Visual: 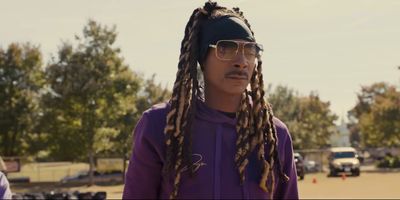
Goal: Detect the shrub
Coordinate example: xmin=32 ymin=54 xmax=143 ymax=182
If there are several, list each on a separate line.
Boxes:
xmin=377 ymin=155 xmax=400 ymax=168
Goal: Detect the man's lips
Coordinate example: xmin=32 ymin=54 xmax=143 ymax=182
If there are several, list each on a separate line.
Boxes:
xmin=225 ymin=71 xmax=249 ymax=80
xmin=226 ymin=75 xmax=248 ymax=80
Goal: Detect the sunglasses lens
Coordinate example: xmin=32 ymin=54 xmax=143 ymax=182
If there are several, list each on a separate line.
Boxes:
xmin=244 ymin=43 xmax=262 ymax=60
xmin=213 ymin=40 xmax=263 ymax=61
xmin=216 ymin=41 xmax=239 ymax=60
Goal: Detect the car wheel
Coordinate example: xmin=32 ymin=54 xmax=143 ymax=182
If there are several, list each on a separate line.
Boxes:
xmin=353 ymin=169 xmax=360 ymax=176
xmin=329 ymin=170 xmax=336 ymax=177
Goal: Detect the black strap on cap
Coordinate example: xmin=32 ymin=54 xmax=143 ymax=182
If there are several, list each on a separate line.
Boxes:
xmin=198 ymin=16 xmax=255 ymax=64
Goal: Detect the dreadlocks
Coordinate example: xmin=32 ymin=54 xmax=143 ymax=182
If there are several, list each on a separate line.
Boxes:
xmin=163 ymin=1 xmax=289 ymax=199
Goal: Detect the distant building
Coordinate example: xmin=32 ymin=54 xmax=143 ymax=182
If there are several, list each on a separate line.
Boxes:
xmin=330 ymin=118 xmax=350 ymax=147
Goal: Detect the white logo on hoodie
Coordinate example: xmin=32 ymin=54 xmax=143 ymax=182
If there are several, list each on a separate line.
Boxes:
xmin=180 ymin=154 xmax=207 ymax=173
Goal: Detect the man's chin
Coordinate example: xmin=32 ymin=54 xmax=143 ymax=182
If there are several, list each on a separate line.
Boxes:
xmin=224 ymin=86 xmax=247 ymax=96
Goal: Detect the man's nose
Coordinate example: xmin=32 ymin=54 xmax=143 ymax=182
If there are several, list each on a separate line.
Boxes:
xmin=232 ymin=51 xmax=248 ymax=69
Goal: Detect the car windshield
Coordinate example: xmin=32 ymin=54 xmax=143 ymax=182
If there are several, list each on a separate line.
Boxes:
xmin=333 ymin=151 xmax=355 ymax=158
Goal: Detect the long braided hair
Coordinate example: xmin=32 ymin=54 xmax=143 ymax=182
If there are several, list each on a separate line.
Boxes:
xmin=163 ymin=2 xmax=289 ymax=199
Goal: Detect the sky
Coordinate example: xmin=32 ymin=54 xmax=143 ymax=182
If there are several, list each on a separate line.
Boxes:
xmin=1 ymin=0 xmax=399 ymax=121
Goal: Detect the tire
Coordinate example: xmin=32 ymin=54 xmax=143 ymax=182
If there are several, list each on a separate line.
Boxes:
xmin=353 ymin=169 xmax=360 ymax=176
xmin=329 ymin=170 xmax=337 ymax=177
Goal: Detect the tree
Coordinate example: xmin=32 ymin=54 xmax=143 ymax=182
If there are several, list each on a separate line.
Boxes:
xmin=267 ymin=85 xmax=300 ymax=124
xmin=348 ymin=82 xmax=400 ymax=148
xmin=40 ymin=20 xmax=141 ymax=185
xmin=110 ymin=74 xmax=171 ymax=156
xmin=292 ymin=93 xmax=338 ymax=149
xmin=136 ymin=74 xmax=171 ymax=116
xmin=267 ymin=85 xmax=338 ymax=149
xmin=109 ymin=74 xmax=171 ymax=181
xmin=0 ymin=43 xmax=44 ymax=156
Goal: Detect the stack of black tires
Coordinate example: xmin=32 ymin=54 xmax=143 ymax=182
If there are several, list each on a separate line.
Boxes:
xmin=11 ymin=191 xmax=106 ymax=200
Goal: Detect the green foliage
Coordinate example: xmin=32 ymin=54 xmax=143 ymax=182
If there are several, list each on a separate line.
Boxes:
xmin=0 ymin=19 xmax=171 ymax=165
xmin=348 ymin=82 xmax=400 ymax=148
xmin=109 ymin=74 xmax=171 ymax=159
xmin=136 ymin=74 xmax=171 ymax=115
xmin=267 ymin=85 xmax=338 ymax=149
xmin=39 ymin=20 xmax=141 ymax=161
xmin=0 ymin=43 xmax=44 ymax=156
xmin=36 ymin=20 xmax=172 ymax=164
xmin=377 ymin=155 xmax=400 ymax=168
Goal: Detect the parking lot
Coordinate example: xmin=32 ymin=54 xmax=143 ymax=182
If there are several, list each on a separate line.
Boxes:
xmin=299 ymin=172 xmax=400 ymax=199
xmin=101 ymin=171 xmax=400 ymax=199
xmin=11 ymin=171 xmax=400 ymax=199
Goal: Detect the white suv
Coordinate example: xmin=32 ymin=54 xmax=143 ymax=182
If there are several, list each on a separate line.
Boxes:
xmin=328 ymin=147 xmax=360 ymax=176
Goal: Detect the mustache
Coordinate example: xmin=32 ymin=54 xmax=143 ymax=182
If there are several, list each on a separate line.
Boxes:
xmin=225 ymin=70 xmax=249 ymax=79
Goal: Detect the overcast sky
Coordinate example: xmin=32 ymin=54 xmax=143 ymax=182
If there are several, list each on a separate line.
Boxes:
xmin=1 ymin=0 xmax=399 ymax=121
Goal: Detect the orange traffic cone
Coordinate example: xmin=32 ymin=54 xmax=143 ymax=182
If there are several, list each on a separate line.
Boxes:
xmin=312 ymin=177 xmax=317 ymax=184
xmin=341 ymin=173 xmax=347 ymax=181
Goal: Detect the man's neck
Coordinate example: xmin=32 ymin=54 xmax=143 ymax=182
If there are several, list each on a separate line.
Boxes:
xmin=204 ymin=87 xmax=242 ymax=113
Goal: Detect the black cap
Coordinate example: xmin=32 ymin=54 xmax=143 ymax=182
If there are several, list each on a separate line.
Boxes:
xmin=198 ymin=16 xmax=255 ymax=63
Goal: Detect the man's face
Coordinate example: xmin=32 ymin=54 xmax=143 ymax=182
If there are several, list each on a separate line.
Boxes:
xmin=202 ymin=39 xmax=257 ymax=96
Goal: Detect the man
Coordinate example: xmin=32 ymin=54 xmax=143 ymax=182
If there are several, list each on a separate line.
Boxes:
xmin=0 ymin=171 xmax=12 ymax=199
xmin=123 ymin=1 xmax=299 ymax=199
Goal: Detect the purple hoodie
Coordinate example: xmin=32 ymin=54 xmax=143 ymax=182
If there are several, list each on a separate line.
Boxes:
xmin=123 ymin=100 xmax=299 ymax=199
xmin=0 ymin=172 xmax=12 ymax=200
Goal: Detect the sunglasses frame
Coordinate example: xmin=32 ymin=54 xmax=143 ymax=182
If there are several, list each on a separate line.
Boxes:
xmin=208 ymin=40 xmax=264 ymax=61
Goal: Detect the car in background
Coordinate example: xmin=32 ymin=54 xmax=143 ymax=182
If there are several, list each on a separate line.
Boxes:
xmin=294 ymin=153 xmax=305 ymax=180
xmin=60 ymin=170 xmax=123 ymax=184
xmin=328 ymin=147 xmax=360 ymax=177
xmin=304 ymin=160 xmax=319 ymax=173
xmin=355 ymin=151 xmax=364 ymax=164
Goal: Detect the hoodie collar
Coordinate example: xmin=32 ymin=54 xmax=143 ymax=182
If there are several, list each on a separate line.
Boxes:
xmin=195 ymin=99 xmax=237 ymax=126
